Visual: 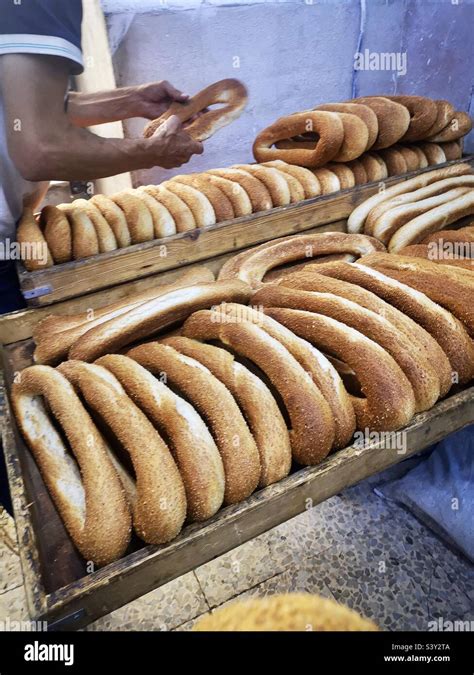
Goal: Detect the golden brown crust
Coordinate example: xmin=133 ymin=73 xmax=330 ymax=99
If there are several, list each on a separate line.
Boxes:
xmin=207 ymin=168 xmax=272 ymax=212
xmin=310 ymin=168 xmax=341 ymax=194
xmin=329 ymin=112 xmax=369 ymax=162
xmin=351 ymin=97 xmax=410 ymax=149
xmin=426 ymin=111 xmax=472 ymax=143
xmin=199 ymin=174 xmax=252 ymax=217
xmin=345 ymin=159 xmax=368 ymax=185
xmin=233 ymin=164 xmax=291 ymax=207
xmin=316 ymin=102 xmax=378 ymax=150
xmin=421 ymin=228 xmax=474 ymax=245
xmin=423 ymin=100 xmax=456 ymax=139
xmin=386 ymin=96 xmax=438 ymax=142
xmin=16 ymin=208 xmax=54 ymax=271
xmin=95 ymin=354 xmax=225 ymax=521
xmin=264 ymin=308 xmax=416 ymax=431
xmin=140 ymin=185 xmax=196 ymax=232
xmin=162 ymin=335 xmax=292 ymax=487
xmin=161 ymin=181 xmax=216 ymax=228
xmin=72 ymin=199 xmax=118 ymax=253
xmin=143 ymin=79 xmax=248 ymax=142
xmin=439 ymin=140 xmax=463 ymax=161
xmin=12 ymin=365 xmax=131 ymax=565
xmin=182 ymin=310 xmax=336 ymax=465
xmin=111 ymin=192 xmax=154 ymax=243
xmin=410 ymin=146 xmax=429 ymax=169
xmin=397 ymin=244 xmax=474 ymax=270
xmin=262 ymin=160 xmax=321 ymax=198
xmin=127 ymin=342 xmax=260 ymax=504
xmin=40 ymin=205 xmax=72 ymax=264
xmin=60 ymin=204 xmax=100 ymax=260
xmin=359 ymin=152 xmax=388 ymax=181
xmin=377 ymin=148 xmax=408 ymax=177
xmin=417 ymin=142 xmax=446 ymax=165
xmin=90 ymin=194 xmax=132 ymax=248
xmin=171 ymin=174 xmax=234 ymax=222
xmin=325 ymin=163 xmax=355 ymax=189
xmin=392 ymin=145 xmax=420 ymax=172
xmin=126 ymin=189 xmax=176 ymax=238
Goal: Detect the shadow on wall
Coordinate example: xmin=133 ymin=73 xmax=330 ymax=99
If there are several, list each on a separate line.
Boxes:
xmin=105 ymin=0 xmax=474 ymax=186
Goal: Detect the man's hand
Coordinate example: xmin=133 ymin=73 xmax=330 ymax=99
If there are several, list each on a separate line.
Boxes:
xmin=146 ymin=115 xmax=203 ymax=169
xmin=135 ymin=80 xmax=189 ymax=120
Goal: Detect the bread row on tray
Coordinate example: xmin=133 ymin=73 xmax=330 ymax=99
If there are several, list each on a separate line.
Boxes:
xmin=19 ymin=139 xmax=462 ymax=271
xmin=253 ymin=95 xmax=472 ymax=168
xmin=13 ymin=231 xmax=474 ymax=566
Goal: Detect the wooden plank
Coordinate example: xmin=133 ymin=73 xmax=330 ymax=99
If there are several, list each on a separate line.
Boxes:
xmin=1 ymin=221 xmax=345 ymax=344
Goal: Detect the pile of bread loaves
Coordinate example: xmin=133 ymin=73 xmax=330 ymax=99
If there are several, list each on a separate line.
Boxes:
xmin=13 ymin=231 xmax=474 ymax=566
xmin=253 ymin=95 xmax=471 ymax=178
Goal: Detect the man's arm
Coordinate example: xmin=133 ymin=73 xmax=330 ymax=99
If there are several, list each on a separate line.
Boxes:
xmin=0 ymin=54 xmax=203 ymax=181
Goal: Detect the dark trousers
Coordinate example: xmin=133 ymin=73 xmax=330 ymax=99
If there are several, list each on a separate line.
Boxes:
xmin=0 ymin=261 xmax=25 ymax=513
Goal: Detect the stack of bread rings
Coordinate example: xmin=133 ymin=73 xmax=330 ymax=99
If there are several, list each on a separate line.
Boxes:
xmin=12 ymin=230 xmax=474 ymax=566
xmin=253 ymin=95 xmax=471 ymax=181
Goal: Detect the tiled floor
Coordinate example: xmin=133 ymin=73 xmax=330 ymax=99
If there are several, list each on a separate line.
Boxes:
xmin=0 ymin=467 xmax=472 ymax=632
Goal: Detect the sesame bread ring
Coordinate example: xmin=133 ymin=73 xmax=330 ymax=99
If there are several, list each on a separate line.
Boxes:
xmin=207 ymin=168 xmax=272 ymax=212
xmin=182 ymin=310 xmax=335 ymax=465
xmin=161 ymin=181 xmax=216 ymax=228
xmin=200 ymin=174 xmax=252 ymax=217
xmin=233 ymin=164 xmax=291 ymax=207
xmin=58 ymin=361 xmax=186 ymax=544
xmin=90 ymin=194 xmax=131 ymax=248
xmin=345 ymin=159 xmax=368 ymax=185
xmin=351 ymin=97 xmax=410 ymax=149
xmin=218 ymin=302 xmax=355 ymax=449
xmin=237 ymin=163 xmax=305 ymax=203
xmin=411 ymin=146 xmax=429 ymax=168
xmin=60 ymin=204 xmax=99 ymax=260
xmin=71 ymin=199 xmax=117 ymax=253
xmin=314 ymin=261 xmax=474 ymax=384
xmin=17 ymin=208 xmax=54 ymax=271
xmin=359 ymin=153 xmax=388 ymax=181
xmin=95 ymin=354 xmax=225 ymax=521
xmin=162 ymin=335 xmax=292 ymax=487
xmin=397 ymin=245 xmax=474 ymax=271
xmin=262 ymin=160 xmax=321 ymax=198
xmin=277 ymin=267 xmax=452 ymax=397
xmin=311 ymin=168 xmax=341 ymax=194
xmin=217 ymin=232 xmax=385 ymax=288
xmin=252 ymin=111 xmax=344 ymax=168
xmin=421 ymin=228 xmax=474 ymax=245
xmin=170 ymin=174 xmax=234 ymax=222
xmin=11 ymin=365 xmax=131 ymax=566
xmin=39 ymin=205 xmax=72 ymax=264
xmin=326 ymin=112 xmax=369 ymax=162
xmin=143 ymin=79 xmax=248 ymax=142
xmin=68 ymin=280 xmax=251 ymax=362
xmin=347 ymin=163 xmax=472 ymax=233
xmin=426 ymin=111 xmax=473 ymax=143
xmin=325 ymin=164 xmax=355 ymax=189
xmin=111 ymin=192 xmax=154 ymax=243
xmin=423 ymin=100 xmax=456 ymax=139
xmin=265 ymin=308 xmax=416 ymax=431
xmin=418 ymin=142 xmax=446 ymax=165
xmin=395 ymin=146 xmax=421 ymax=172
xmin=33 ymin=268 xmax=215 ymax=365
xmin=316 ymin=102 xmax=378 ymax=151
xmin=127 ymin=342 xmax=260 ymax=504
xmin=439 ymin=140 xmax=463 ymax=161
xmin=263 ymin=254 xmax=356 ymax=282
xmin=386 ymin=96 xmax=438 ymax=143
xmin=125 ymin=189 xmax=176 ymax=238
xmin=140 ymin=185 xmax=196 ymax=232
xmin=252 ymin=284 xmax=441 ymax=412
xmin=377 ymin=148 xmax=408 ymax=177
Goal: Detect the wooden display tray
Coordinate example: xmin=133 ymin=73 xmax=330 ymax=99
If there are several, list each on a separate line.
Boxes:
xmin=17 ymin=156 xmax=473 ymax=307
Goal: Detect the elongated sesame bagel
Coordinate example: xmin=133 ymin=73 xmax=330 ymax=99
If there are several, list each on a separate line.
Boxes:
xmin=345 ymin=159 xmax=368 ymax=185
xmin=426 ymin=111 xmax=472 ymax=143
xmin=386 ymin=96 xmax=438 ymax=143
xmin=218 ymin=302 xmax=355 ymax=449
xmin=60 ymin=204 xmax=99 ymax=260
xmin=140 ymin=185 xmax=196 ymax=232
xmin=277 ymin=268 xmax=452 ymax=397
xmin=244 ymin=163 xmax=304 ymax=202
xmin=58 ymin=361 xmax=186 ymax=544
xmin=359 ymin=153 xmax=388 ymax=181
xmin=361 ymin=253 xmax=474 ymax=335
xmin=95 ymin=354 xmax=225 ymax=521
xmin=40 ymin=205 xmax=72 ymax=264
xmin=263 ymin=254 xmax=356 ymax=282
xmin=253 ymin=111 xmax=344 ymax=167
xmin=125 ymin=188 xmax=176 ymax=238
xmin=347 ymin=163 xmax=473 ymax=233
xmin=438 ymin=140 xmax=462 ymax=161
xmin=314 ymin=261 xmax=474 ymax=383
xmin=410 ymin=146 xmax=429 ymax=169
xmin=315 ymin=102 xmax=378 ymax=150
xmin=264 ymin=308 xmax=415 ymax=431
xmin=233 ymin=164 xmax=291 ymax=207
xmin=388 ymin=190 xmax=474 ymax=252
xmin=253 ymin=284 xmax=440 ymax=412
xmin=193 ymin=593 xmax=379 ymax=632
xmin=111 ymin=192 xmax=154 ymax=243
xmin=217 ymin=232 xmax=385 ymax=288
xmin=393 ymin=145 xmax=419 ymax=172
xmin=423 ymin=100 xmax=456 ymax=139
xmin=127 ymin=342 xmax=260 ymax=504
xmin=418 ymin=142 xmax=446 ymax=165
xmin=161 ymin=181 xmax=216 ymax=228
xmin=162 ymin=335 xmax=291 ymax=487
xmin=71 ymin=199 xmax=117 ymax=253
xmin=327 ymin=112 xmax=369 ymax=162
xmin=12 ymin=365 xmax=131 ymax=565
xmin=33 ymin=268 xmax=214 ymax=365
xmin=421 ymin=228 xmax=474 ymax=245
xmin=182 ymin=310 xmax=335 ymax=464
xmin=377 ymin=148 xmax=408 ymax=177
xmin=397 ymin=244 xmax=474 ymax=270
xmin=207 ymin=168 xmax=272 ymax=212
xmin=311 ymin=168 xmax=340 ymax=194
xmin=200 ymin=174 xmax=252 ymax=217
xmin=90 ymin=194 xmax=131 ymax=248
xmin=144 ymin=79 xmax=248 ymax=142
xmin=351 ymin=97 xmax=410 ymax=149
xmin=262 ymin=160 xmax=321 ymax=198
xmin=171 ymin=174 xmax=234 ymax=222
xmin=68 ymin=280 xmax=251 ymax=362
xmin=369 ymin=187 xmax=474 ymax=245
xmin=325 ymin=163 xmax=355 ymax=189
